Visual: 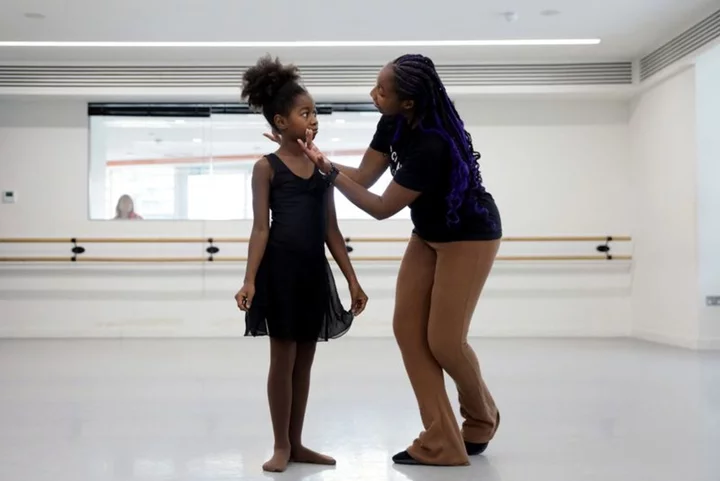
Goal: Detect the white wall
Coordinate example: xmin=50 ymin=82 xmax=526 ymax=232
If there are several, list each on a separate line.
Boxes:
xmin=0 ymin=97 xmax=633 ymax=338
xmin=695 ymin=46 xmax=720 ymax=348
xmin=628 ymin=68 xmax=701 ymax=348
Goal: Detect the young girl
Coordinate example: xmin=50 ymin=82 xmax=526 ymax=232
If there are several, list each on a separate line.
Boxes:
xmin=234 ymin=55 xmax=368 ymax=473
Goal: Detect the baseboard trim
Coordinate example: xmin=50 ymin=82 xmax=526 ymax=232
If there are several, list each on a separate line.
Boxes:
xmin=632 ymin=329 xmax=699 ymax=350
xmin=697 ymin=337 xmax=720 ymax=350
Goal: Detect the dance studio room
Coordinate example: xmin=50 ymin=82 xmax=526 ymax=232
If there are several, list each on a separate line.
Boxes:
xmin=1 ymin=1 xmax=720 ymax=480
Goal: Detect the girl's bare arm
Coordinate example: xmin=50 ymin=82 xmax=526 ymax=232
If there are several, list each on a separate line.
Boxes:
xmin=244 ymin=158 xmax=272 ymax=285
xmin=325 ymin=187 xmax=359 ymax=288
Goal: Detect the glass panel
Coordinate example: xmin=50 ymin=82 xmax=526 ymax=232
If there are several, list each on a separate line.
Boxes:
xmin=89 ymin=115 xmax=212 ymax=220
xmin=88 ymin=109 xmax=409 ymax=220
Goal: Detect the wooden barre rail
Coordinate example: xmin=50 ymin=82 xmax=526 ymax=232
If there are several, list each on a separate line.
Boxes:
xmin=0 ymin=255 xmax=632 ymax=263
xmin=0 ymin=235 xmax=631 ymax=244
xmin=0 ymin=235 xmax=632 ymax=263
xmin=0 ymin=236 xmax=632 ymax=263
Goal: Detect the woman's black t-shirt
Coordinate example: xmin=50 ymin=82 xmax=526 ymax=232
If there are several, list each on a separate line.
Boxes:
xmin=370 ymin=115 xmax=502 ymax=243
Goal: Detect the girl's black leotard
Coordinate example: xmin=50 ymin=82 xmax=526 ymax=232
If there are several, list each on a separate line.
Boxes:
xmin=245 ymin=153 xmax=353 ymax=341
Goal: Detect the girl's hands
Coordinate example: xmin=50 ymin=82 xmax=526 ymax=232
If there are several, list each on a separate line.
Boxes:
xmin=234 ymin=282 xmax=256 ymax=312
xmin=349 ymin=281 xmax=368 ymax=316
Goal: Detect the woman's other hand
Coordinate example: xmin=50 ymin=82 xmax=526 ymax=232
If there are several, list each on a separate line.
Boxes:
xmin=262 ymin=131 xmax=282 ymax=144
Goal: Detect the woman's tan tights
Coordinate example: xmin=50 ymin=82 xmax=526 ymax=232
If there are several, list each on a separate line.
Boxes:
xmin=393 ymin=234 xmax=501 ymax=466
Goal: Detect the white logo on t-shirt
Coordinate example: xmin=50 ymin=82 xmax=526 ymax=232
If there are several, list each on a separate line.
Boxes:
xmin=390 ymin=147 xmax=402 ymax=172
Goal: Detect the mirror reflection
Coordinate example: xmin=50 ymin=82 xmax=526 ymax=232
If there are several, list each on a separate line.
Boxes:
xmin=88 ymin=108 xmax=410 ymax=221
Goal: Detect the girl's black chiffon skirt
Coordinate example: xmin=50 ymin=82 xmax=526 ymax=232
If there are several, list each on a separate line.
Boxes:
xmin=244 ymin=245 xmax=354 ymax=342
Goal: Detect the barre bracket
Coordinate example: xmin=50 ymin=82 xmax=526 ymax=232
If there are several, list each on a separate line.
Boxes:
xmin=595 ymin=236 xmax=613 ymax=260
xmin=70 ymin=238 xmax=85 ymax=262
xmin=206 ymin=238 xmax=220 ymax=261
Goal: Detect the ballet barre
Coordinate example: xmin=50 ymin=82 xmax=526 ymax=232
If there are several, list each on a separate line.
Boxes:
xmin=0 ymin=235 xmax=632 ymax=263
xmin=0 ymin=255 xmax=632 ymax=263
xmin=0 ymin=235 xmax=633 ymax=244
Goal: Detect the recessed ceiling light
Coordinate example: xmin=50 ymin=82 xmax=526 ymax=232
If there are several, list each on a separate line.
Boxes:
xmin=331 ymin=138 xmax=341 ymax=142
xmin=24 ymin=12 xmax=45 ymax=19
xmin=501 ymin=11 xmax=519 ymax=23
xmin=0 ymin=39 xmax=601 ymax=48
xmin=192 ymin=138 xmax=203 ymax=143
xmin=540 ymin=9 xmax=561 ymax=16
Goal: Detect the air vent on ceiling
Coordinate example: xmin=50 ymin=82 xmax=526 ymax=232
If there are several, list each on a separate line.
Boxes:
xmin=640 ymin=8 xmax=720 ymax=81
xmin=0 ymin=62 xmax=633 ymax=89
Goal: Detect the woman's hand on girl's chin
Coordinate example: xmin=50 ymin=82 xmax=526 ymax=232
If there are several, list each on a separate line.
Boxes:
xmin=298 ymin=130 xmax=332 ymax=174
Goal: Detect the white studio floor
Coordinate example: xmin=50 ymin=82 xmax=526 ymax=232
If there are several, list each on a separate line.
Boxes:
xmin=0 ymin=337 xmax=718 ymax=481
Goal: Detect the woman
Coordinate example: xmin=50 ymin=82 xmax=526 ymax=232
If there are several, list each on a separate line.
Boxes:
xmin=114 ymin=194 xmax=143 ymax=220
xmin=286 ymin=53 xmax=501 ymax=466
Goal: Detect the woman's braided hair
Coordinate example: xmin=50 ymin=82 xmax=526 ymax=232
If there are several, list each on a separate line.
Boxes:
xmin=391 ymin=54 xmax=487 ymax=225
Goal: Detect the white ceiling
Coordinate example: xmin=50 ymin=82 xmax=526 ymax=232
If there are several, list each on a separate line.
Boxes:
xmin=1 ymin=0 xmax=719 ymax=64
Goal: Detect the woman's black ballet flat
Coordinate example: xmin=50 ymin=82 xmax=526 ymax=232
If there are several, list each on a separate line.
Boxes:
xmin=392 ymin=450 xmax=421 ymax=465
xmin=465 ymin=441 xmax=489 ymax=456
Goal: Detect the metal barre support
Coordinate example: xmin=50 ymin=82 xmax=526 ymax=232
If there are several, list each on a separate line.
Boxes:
xmin=206 ymin=238 xmax=220 ymax=262
xmin=70 ymin=238 xmax=85 ymax=262
xmin=595 ymin=236 xmax=614 ymax=260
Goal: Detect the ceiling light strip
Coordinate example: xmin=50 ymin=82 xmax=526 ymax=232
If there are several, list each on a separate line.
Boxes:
xmin=0 ymin=39 xmax=601 ymax=48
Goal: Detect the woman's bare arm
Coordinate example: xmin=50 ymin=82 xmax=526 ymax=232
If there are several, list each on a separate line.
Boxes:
xmin=331 ymin=174 xmax=420 ymax=220
xmin=333 ymin=147 xmax=390 ymax=188
xmin=265 ymin=130 xmax=390 ymax=188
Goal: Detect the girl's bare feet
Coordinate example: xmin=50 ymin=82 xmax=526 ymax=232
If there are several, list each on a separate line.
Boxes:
xmin=262 ymin=448 xmax=291 ymax=472
xmin=291 ymin=446 xmax=336 ymax=466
